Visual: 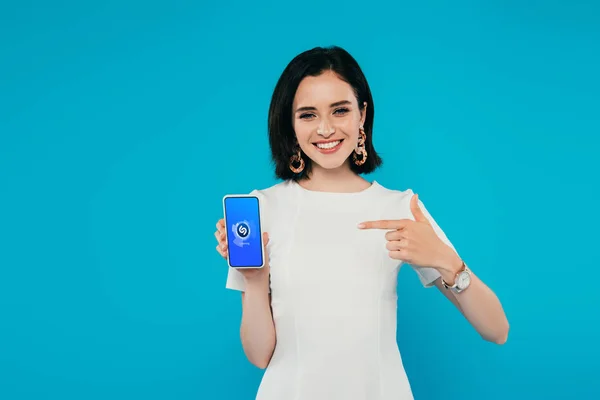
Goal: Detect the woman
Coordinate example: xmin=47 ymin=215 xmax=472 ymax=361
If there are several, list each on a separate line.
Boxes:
xmin=214 ymin=46 xmax=509 ymax=400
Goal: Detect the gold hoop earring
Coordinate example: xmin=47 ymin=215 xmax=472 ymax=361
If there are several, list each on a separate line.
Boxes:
xmin=289 ymin=146 xmax=305 ymax=174
xmin=353 ymin=127 xmax=368 ymax=166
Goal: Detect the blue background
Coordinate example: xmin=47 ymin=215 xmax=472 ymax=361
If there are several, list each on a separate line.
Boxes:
xmin=1 ymin=1 xmax=599 ymax=399
xmin=224 ymin=197 xmax=262 ymax=268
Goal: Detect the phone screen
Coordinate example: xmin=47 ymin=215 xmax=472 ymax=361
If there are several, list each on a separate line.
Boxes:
xmin=223 ymin=196 xmax=264 ymax=268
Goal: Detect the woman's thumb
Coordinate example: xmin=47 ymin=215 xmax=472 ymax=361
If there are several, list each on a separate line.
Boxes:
xmin=262 ymin=232 xmax=270 ymax=265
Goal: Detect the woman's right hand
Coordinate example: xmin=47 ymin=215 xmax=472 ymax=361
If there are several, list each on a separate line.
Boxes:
xmin=215 ymin=219 xmax=270 ymax=282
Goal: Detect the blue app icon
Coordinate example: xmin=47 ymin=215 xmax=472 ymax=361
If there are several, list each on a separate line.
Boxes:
xmin=232 ymin=220 xmax=251 ymax=247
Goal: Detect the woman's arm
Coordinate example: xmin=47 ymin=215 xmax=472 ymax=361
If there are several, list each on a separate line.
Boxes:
xmin=216 ymin=221 xmax=276 ymax=368
xmin=435 ymin=257 xmax=509 ymax=345
xmin=359 ymin=193 xmax=509 ymax=345
xmin=240 ymin=277 xmax=276 ymax=369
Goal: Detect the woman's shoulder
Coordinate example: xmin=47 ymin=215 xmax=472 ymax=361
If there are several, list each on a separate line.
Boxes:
xmin=250 ymin=180 xmax=294 ymax=200
xmin=372 ymin=181 xmax=415 ymax=203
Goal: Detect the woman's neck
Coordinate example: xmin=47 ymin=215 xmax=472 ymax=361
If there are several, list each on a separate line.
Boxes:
xmin=298 ymin=163 xmax=372 ymax=193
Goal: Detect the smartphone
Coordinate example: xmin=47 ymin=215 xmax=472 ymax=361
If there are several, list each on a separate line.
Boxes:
xmin=222 ymin=195 xmax=265 ymax=269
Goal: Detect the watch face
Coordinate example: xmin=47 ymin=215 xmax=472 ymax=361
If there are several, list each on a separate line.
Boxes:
xmin=457 ymin=271 xmax=471 ymax=290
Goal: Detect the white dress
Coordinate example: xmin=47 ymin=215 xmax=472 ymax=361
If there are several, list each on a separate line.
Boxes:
xmin=225 ymin=180 xmax=457 ymax=400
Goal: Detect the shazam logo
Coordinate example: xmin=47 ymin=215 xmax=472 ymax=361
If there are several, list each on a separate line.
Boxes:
xmin=237 ymin=223 xmax=249 ymax=238
xmin=232 ymin=221 xmax=251 ymax=248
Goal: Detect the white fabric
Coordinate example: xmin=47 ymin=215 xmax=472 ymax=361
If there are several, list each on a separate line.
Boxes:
xmin=225 ymin=180 xmax=457 ymax=400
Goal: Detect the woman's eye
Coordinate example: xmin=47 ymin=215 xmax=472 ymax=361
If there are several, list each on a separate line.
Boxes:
xmin=299 ymin=113 xmax=315 ymax=119
xmin=334 ymin=108 xmax=349 ymax=115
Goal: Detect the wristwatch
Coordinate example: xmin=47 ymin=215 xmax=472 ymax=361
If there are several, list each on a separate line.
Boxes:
xmin=441 ymin=261 xmax=472 ymax=293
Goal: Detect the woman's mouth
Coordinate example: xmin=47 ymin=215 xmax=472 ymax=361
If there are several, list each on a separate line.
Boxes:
xmin=313 ymin=139 xmax=344 ymax=154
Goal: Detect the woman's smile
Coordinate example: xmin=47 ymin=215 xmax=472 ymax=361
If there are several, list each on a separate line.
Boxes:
xmin=313 ymin=139 xmax=344 ymax=153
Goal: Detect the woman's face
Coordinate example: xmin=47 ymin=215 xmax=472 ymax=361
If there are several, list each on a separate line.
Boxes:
xmin=292 ymin=70 xmax=366 ymax=172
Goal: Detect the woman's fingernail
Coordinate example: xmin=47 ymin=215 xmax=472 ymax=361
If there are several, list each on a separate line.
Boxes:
xmin=357 ymin=223 xmax=365 ymax=229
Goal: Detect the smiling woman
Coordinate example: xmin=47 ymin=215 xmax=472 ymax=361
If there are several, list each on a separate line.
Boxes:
xmin=267 ymin=47 xmax=382 ymax=182
xmin=213 ymin=46 xmax=509 ymax=400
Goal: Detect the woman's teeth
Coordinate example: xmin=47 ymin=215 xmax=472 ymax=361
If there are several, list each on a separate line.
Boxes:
xmin=316 ymin=140 xmax=341 ymax=149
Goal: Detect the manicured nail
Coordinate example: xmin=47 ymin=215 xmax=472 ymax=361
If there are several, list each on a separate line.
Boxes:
xmin=357 ymin=223 xmax=365 ymax=229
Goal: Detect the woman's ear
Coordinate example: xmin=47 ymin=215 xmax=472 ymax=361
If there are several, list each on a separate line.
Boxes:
xmin=360 ymin=102 xmax=368 ymax=126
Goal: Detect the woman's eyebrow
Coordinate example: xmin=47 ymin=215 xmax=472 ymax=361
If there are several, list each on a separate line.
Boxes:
xmin=295 ymin=100 xmax=352 ymax=113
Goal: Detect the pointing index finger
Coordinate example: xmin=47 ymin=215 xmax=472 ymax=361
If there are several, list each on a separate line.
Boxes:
xmin=357 ymin=219 xmax=411 ymax=230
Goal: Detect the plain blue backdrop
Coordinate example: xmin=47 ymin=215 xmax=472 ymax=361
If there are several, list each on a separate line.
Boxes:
xmin=1 ymin=1 xmax=599 ymax=399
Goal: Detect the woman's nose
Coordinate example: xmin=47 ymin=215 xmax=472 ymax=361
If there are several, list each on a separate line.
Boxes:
xmin=317 ymin=119 xmax=335 ymax=137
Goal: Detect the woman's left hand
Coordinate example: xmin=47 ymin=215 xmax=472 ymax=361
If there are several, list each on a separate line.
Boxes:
xmin=358 ymin=194 xmax=461 ymax=274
